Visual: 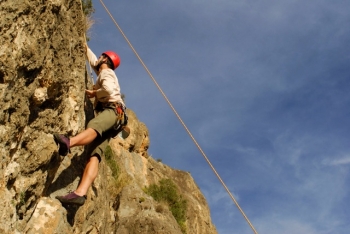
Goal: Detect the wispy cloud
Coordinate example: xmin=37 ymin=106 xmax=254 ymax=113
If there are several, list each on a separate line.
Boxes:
xmin=323 ymin=156 xmax=350 ymax=166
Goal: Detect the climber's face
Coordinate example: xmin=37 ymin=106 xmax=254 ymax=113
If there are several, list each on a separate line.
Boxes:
xmin=96 ymin=55 xmax=108 ymax=70
xmin=97 ymin=54 xmax=107 ymax=64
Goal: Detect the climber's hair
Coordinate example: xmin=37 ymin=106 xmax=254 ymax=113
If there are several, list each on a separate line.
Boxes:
xmin=103 ymin=55 xmax=114 ymax=70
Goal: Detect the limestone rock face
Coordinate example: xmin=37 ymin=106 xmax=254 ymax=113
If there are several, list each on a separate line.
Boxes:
xmin=0 ymin=1 xmax=217 ymax=233
xmin=0 ymin=0 xmax=87 ymax=233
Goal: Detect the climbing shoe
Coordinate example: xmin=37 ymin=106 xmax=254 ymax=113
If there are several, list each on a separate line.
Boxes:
xmin=53 ymin=133 xmax=70 ymax=156
xmin=56 ymin=192 xmax=86 ymax=206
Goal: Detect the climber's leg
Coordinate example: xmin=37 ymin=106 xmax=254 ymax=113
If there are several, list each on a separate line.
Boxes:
xmin=69 ymin=108 xmax=116 ymax=150
xmin=54 ymin=108 xmax=115 ymax=156
xmin=55 ymin=156 xmax=99 ymax=206
xmin=53 ymin=128 xmax=97 ymax=156
xmin=75 ymin=156 xmax=99 ymax=196
xmin=70 ymin=128 xmax=98 ymax=147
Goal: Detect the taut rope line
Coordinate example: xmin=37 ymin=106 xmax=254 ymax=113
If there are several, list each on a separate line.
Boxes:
xmin=98 ymin=0 xmax=258 ymax=233
xmin=80 ymin=0 xmax=95 ymax=85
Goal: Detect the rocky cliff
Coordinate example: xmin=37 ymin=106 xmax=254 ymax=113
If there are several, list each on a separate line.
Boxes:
xmin=0 ymin=0 xmax=217 ymax=233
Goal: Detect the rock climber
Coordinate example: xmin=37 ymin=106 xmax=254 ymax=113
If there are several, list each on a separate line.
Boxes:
xmin=53 ymin=44 xmax=128 ymax=205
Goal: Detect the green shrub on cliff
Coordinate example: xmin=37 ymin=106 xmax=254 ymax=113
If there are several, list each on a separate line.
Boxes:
xmin=105 ymin=145 xmax=119 ymax=180
xmin=82 ymin=0 xmax=94 ymax=17
xmin=145 ymin=179 xmax=187 ymax=233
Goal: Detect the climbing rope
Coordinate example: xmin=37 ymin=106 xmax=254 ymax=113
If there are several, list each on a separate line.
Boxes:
xmin=84 ymin=34 xmax=95 ymax=85
xmin=86 ymin=53 xmax=95 ymax=85
xmin=80 ymin=0 xmax=95 ymax=85
xmin=98 ymin=0 xmax=258 ymax=233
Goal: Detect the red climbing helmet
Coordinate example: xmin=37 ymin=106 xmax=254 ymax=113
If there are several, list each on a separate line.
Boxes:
xmin=102 ymin=51 xmax=120 ymax=70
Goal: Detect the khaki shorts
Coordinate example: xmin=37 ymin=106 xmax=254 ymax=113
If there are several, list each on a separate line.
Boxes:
xmin=86 ymin=108 xmax=118 ymax=162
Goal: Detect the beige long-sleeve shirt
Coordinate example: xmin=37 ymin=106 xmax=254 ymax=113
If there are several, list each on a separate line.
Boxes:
xmin=86 ymin=48 xmax=125 ymax=106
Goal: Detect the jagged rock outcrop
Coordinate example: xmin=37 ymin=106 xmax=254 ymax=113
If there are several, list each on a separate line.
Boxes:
xmin=0 ymin=0 xmax=217 ymax=233
xmin=110 ymin=118 xmax=217 ymax=234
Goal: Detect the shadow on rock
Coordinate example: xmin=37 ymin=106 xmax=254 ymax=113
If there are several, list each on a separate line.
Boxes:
xmin=62 ymin=203 xmax=81 ymax=226
xmin=45 ymin=149 xmax=89 ymax=226
xmin=42 ymin=152 xmax=64 ymax=195
xmin=45 ymin=151 xmax=87 ymax=196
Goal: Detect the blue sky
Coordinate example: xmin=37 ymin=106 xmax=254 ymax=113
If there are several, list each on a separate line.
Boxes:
xmin=88 ymin=1 xmax=350 ymax=233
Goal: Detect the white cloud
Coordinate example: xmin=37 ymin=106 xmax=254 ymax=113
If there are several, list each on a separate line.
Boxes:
xmin=256 ymin=216 xmax=318 ymax=234
xmin=323 ymin=156 xmax=350 ymax=166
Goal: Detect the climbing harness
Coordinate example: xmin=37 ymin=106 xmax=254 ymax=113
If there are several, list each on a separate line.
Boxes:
xmin=102 ymin=102 xmax=128 ymax=128
xmin=112 ymin=102 xmax=129 ymax=139
xmin=96 ymin=101 xmax=129 ymax=139
xmin=98 ymin=0 xmax=258 ymax=233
